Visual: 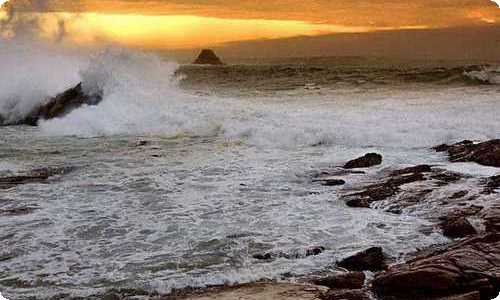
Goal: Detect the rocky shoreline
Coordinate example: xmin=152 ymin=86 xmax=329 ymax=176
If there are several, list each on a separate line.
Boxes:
xmin=2 ymin=140 xmax=499 ymax=300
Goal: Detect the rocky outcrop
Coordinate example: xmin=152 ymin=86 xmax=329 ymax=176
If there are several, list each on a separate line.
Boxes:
xmin=337 ymin=247 xmax=387 ymax=272
xmin=1 ymin=83 xmax=103 ymax=126
xmin=343 ymin=153 xmax=383 ymax=169
xmin=193 ymin=49 xmax=224 ymax=65
xmin=372 ymin=234 xmax=500 ymax=300
xmin=434 ymin=139 xmax=500 ymax=167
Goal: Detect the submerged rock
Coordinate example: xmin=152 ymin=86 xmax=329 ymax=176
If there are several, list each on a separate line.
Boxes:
xmin=434 ymin=139 xmax=500 ymax=167
xmin=337 ymin=247 xmax=387 ymax=272
xmin=253 ymin=246 xmax=325 ymax=261
xmin=312 ymin=177 xmax=346 ymax=186
xmin=0 ymin=167 xmax=75 ymax=189
xmin=343 ymin=153 xmax=383 ymax=169
xmin=1 ymin=83 xmax=102 ymax=126
xmin=193 ymin=49 xmax=224 ymax=65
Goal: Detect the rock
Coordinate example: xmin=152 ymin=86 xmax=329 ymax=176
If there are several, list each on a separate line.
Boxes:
xmin=0 ymin=207 xmax=37 ymax=216
xmin=311 ymin=272 xmax=365 ymax=289
xmin=337 ymin=247 xmax=387 ymax=272
xmin=312 ymin=177 xmax=346 ymax=186
xmin=343 ymin=153 xmax=383 ymax=169
xmin=345 ymin=198 xmax=370 ymax=208
xmin=322 ymin=289 xmax=370 ymax=300
xmin=0 ymin=167 xmax=75 ymax=189
xmin=253 ymin=246 xmax=325 ymax=261
xmin=372 ymin=234 xmax=500 ymax=300
xmin=483 ymin=175 xmax=500 ymax=194
xmin=483 ymin=205 xmax=500 ymax=233
xmin=193 ymin=49 xmax=224 ymax=65
xmin=101 ymin=293 xmax=121 ymax=300
xmin=391 ymin=164 xmax=432 ymax=176
xmin=440 ymin=216 xmax=477 ymax=238
xmin=450 ymin=191 xmax=469 ymax=199
xmin=1 ymin=83 xmax=103 ymax=126
xmin=435 ymin=139 xmax=500 ymax=167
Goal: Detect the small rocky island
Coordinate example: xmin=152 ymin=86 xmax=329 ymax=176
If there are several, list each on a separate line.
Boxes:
xmin=192 ymin=49 xmax=224 ymax=65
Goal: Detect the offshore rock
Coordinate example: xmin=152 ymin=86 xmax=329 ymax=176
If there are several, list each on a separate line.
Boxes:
xmin=343 ymin=153 xmax=383 ymax=169
xmin=193 ymin=49 xmax=224 ymax=65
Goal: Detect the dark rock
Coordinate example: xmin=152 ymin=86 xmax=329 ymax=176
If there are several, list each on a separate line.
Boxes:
xmin=450 ymin=191 xmax=469 ymax=199
xmin=345 ymin=198 xmax=370 ymax=208
xmin=440 ymin=216 xmax=477 ymax=238
xmin=312 ymin=272 xmax=365 ymax=289
xmin=431 ymin=171 xmax=464 ymax=184
xmin=435 ymin=139 xmax=500 ymax=167
xmin=337 ymin=247 xmax=387 ymax=271
xmin=372 ymin=234 xmax=500 ymax=300
xmin=483 ymin=205 xmax=500 ymax=233
xmin=193 ymin=49 xmax=224 ymax=65
xmin=343 ymin=153 xmax=383 ymax=169
xmin=1 ymin=83 xmax=103 ymax=126
xmin=391 ymin=164 xmax=432 ymax=176
xmin=0 ymin=167 xmax=74 ymax=189
xmin=483 ymin=175 xmax=500 ymax=194
xmin=313 ymin=177 xmax=346 ymax=186
xmin=101 ymin=293 xmax=121 ymax=300
xmin=0 ymin=207 xmax=37 ymax=216
xmin=253 ymin=246 xmax=325 ymax=261
xmin=322 ymin=289 xmax=370 ymax=300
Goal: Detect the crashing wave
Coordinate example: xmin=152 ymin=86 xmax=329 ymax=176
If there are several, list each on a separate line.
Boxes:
xmin=464 ymin=66 xmax=500 ymax=85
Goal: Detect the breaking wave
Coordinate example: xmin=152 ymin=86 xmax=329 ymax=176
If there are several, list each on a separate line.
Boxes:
xmin=1 ymin=41 xmax=499 ymax=149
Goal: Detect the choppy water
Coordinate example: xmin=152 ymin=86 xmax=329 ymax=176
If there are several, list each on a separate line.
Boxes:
xmin=1 ymin=46 xmax=500 ymax=299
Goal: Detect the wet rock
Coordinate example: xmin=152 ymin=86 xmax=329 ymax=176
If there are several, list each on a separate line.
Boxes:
xmin=483 ymin=205 xmax=500 ymax=233
xmin=322 ymin=289 xmax=370 ymax=300
xmin=337 ymin=247 xmax=387 ymax=271
xmin=0 ymin=167 xmax=75 ymax=189
xmin=0 ymin=207 xmax=38 ymax=216
xmin=390 ymin=164 xmax=432 ymax=176
xmin=345 ymin=198 xmax=370 ymax=208
xmin=343 ymin=153 xmax=383 ymax=169
xmin=431 ymin=170 xmax=464 ymax=185
xmin=372 ymin=234 xmax=500 ymax=300
xmin=101 ymin=293 xmax=121 ymax=300
xmin=483 ymin=175 xmax=500 ymax=194
xmin=440 ymin=216 xmax=477 ymax=238
xmin=435 ymin=139 xmax=500 ymax=167
xmin=313 ymin=177 xmax=346 ymax=186
xmin=193 ymin=49 xmax=224 ymax=65
xmin=450 ymin=191 xmax=469 ymax=199
xmin=342 ymin=171 xmax=425 ymax=205
xmin=1 ymin=83 xmax=103 ymax=126
xmin=253 ymin=246 xmax=325 ymax=261
xmin=311 ymin=272 xmax=365 ymax=290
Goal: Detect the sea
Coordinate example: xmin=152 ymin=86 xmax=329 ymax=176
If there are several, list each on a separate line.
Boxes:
xmin=1 ymin=44 xmax=499 ymax=299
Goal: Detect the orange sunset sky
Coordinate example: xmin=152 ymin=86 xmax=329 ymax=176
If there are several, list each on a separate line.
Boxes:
xmin=1 ymin=0 xmax=499 ymax=59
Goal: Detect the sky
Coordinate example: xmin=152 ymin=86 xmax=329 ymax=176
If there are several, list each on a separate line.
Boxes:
xmin=0 ymin=0 xmax=499 ymax=59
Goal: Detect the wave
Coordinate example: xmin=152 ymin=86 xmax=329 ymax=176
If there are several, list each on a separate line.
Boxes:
xmin=1 ymin=41 xmax=499 ymax=149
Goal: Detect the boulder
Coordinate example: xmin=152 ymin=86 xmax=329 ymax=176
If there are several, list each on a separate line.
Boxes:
xmin=253 ymin=246 xmax=325 ymax=261
xmin=337 ymin=247 xmax=387 ymax=272
xmin=434 ymin=140 xmax=500 ymax=168
xmin=343 ymin=153 xmax=383 ymax=169
xmin=1 ymin=83 xmax=103 ymax=126
xmin=193 ymin=49 xmax=224 ymax=65
xmin=372 ymin=234 xmax=500 ymax=300
xmin=312 ymin=272 xmax=365 ymax=290
xmin=439 ymin=216 xmax=477 ymax=238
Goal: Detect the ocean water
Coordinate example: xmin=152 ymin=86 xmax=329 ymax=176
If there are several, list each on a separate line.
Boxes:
xmin=1 ymin=46 xmax=500 ymax=299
